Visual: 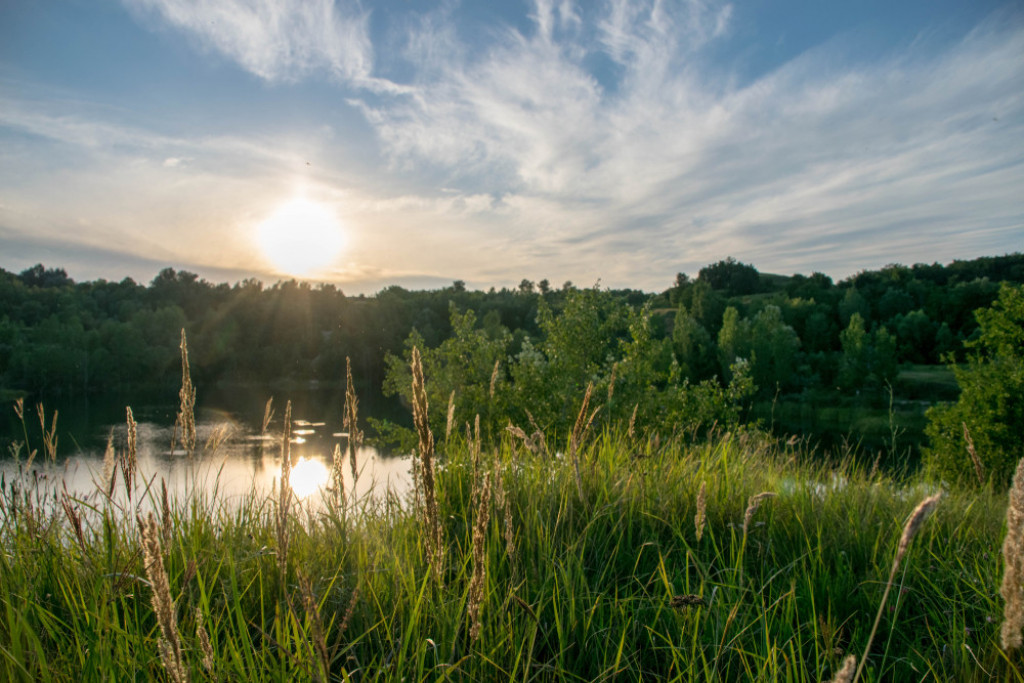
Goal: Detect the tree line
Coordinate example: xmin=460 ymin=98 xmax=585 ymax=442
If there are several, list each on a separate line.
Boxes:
xmin=1 ymin=254 xmax=1021 ymax=405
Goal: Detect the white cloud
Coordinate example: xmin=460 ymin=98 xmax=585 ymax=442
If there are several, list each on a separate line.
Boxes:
xmin=351 ymin=4 xmax=1023 ymax=285
xmin=123 ymin=0 xmax=374 ymax=84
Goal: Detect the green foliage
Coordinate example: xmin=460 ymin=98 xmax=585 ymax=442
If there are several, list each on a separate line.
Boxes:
xmin=3 ymin=252 xmax=1023 ymax=419
xmin=382 ymin=287 xmax=755 ymax=442
xmin=716 ymin=306 xmax=751 ymax=378
xmin=838 ymin=313 xmax=870 ymax=390
xmin=925 ymin=283 xmax=1024 ymax=486
xmin=748 ymin=305 xmax=800 ymax=392
xmin=383 ymin=304 xmax=511 ymax=440
xmin=671 ymin=305 xmax=716 ymax=380
xmin=698 ymin=256 xmax=762 ymax=296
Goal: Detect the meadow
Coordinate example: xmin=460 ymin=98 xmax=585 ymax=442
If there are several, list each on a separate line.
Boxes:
xmin=1 ymin=346 xmax=1021 ymax=683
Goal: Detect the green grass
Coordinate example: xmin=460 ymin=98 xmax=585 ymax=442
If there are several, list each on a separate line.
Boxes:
xmin=0 ymin=419 xmax=1019 ymax=681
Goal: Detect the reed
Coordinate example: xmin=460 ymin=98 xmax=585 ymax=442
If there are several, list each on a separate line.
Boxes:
xmin=261 ymin=397 xmax=274 ymax=435
xmin=175 ymin=328 xmax=197 ymax=457
xmin=412 ymin=346 xmax=442 ymax=576
xmin=1001 ymin=457 xmax=1024 ymax=649
xmin=828 ymin=655 xmax=857 ymax=683
xmin=123 ymin=407 xmax=138 ymax=501
xmin=569 ymin=382 xmax=598 ymax=500
xmin=467 ymin=470 xmax=492 ymax=641
xmin=445 ymin=390 xmax=456 ymax=442
xmin=694 ymin=480 xmax=707 ymax=542
xmin=195 ymin=607 xmax=214 ymax=673
xmin=854 ymin=491 xmax=942 ymax=682
xmin=344 ymin=356 xmax=362 ymax=485
xmin=38 ymin=404 xmax=58 ymax=462
xmin=277 ymin=400 xmax=293 ymax=578
xmin=139 ymin=512 xmax=188 ymax=683
xmin=489 ymin=359 xmax=500 ymax=400
xmin=963 ymin=422 xmax=984 ymax=485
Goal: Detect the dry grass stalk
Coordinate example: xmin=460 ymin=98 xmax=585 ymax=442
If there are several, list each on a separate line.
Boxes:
xmin=204 ymin=423 xmax=231 ymax=454
xmin=25 ymin=410 xmax=40 ymax=468
xmin=299 ymin=572 xmax=330 ymax=681
xmin=489 ymin=358 xmax=500 ymax=400
xmin=38 ymin=404 xmax=58 ymax=461
xmin=13 ymin=397 xmax=24 ymax=421
xmin=493 ymin=454 xmax=516 ymax=563
xmin=344 ymin=357 xmax=363 ymax=486
xmin=161 ymin=479 xmax=173 ymax=545
xmin=963 ymin=422 xmax=984 ymax=485
xmin=261 ymin=397 xmax=275 ymax=435
xmin=102 ymin=431 xmax=117 ymax=497
xmin=60 ymin=488 xmax=87 ymax=553
xmin=411 ymin=347 xmax=442 ymax=575
xmin=505 ymin=420 xmax=546 ymax=457
xmin=124 ymin=407 xmax=138 ymax=501
xmin=694 ymin=481 xmax=707 ymax=542
xmin=176 ymin=329 xmax=197 ymax=457
xmin=195 ymin=607 xmax=214 ymax=673
xmin=855 ymin=492 xmax=942 ymax=682
xmin=569 ymin=383 xmax=600 ymax=500
xmin=339 ymin=582 xmax=361 ymax=635
xmin=1001 ymin=458 xmax=1024 ymax=649
xmin=473 ymin=414 xmax=482 ymax=462
xmin=331 ymin=443 xmax=346 ymax=508
xmin=607 ymin=362 xmax=618 ymax=403
xmin=468 ymin=470 xmax=492 ymax=641
xmin=827 ymin=655 xmax=857 ymax=683
xmin=742 ymin=491 xmax=776 ymax=537
xmin=277 ymin=400 xmax=293 ymax=577
xmin=627 ymin=403 xmax=638 ymax=441
xmin=139 ymin=512 xmax=188 ymax=683
xmin=445 ymin=390 xmax=456 ymax=442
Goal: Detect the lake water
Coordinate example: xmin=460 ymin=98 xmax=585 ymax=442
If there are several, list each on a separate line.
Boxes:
xmin=0 ymin=389 xmax=413 ymax=510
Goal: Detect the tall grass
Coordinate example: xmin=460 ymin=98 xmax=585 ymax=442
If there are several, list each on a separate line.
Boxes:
xmin=0 ymin=371 xmax=1020 ymax=680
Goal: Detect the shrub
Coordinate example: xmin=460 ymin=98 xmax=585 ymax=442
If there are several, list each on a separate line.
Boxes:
xmin=924 ymin=283 xmax=1024 ymax=486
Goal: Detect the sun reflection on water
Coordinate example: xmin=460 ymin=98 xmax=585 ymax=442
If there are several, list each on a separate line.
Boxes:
xmin=290 ymin=457 xmax=330 ymax=499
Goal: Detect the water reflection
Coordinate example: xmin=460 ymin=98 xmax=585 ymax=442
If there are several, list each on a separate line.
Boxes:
xmin=1 ymin=408 xmax=412 ymax=510
xmin=290 ymin=457 xmax=330 ymax=500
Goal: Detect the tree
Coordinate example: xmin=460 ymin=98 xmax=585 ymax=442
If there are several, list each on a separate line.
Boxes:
xmin=837 ymin=313 xmax=869 ymax=390
xmin=698 ymin=257 xmax=761 ymax=296
xmin=748 ymin=305 xmax=800 ymax=393
xmin=18 ymin=264 xmax=72 ymax=288
xmin=838 ymin=287 xmax=870 ymax=327
xmin=924 ymin=283 xmax=1024 ymax=486
xmin=717 ymin=307 xmax=751 ymax=380
xmin=672 ymin=305 xmax=715 ymax=380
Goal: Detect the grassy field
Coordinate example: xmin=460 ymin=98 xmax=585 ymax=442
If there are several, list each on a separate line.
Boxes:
xmin=0 ymin=382 xmax=1020 ymax=682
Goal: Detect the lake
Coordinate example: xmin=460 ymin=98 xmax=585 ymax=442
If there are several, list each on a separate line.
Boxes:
xmin=0 ymin=387 xmax=413 ymax=510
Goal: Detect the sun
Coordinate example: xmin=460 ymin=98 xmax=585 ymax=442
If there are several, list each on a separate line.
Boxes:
xmin=256 ymin=198 xmax=345 ymax=276
xmin=290 ymin=457 xmax=330 ymax=500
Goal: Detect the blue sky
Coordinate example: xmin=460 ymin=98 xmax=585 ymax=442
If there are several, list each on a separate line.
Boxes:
xmin=1 ymin=0 xmax=1021 ymax=293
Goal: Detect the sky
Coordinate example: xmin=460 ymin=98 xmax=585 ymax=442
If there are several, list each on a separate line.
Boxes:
xmin=1 ymin=0 xmax=1022 ymax=294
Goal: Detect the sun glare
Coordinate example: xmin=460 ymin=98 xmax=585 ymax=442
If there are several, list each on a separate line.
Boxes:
xmin=290 ymin=457 xmax=330 ymax=499
xmin=256 ymin=198 xmax=345 ymax=276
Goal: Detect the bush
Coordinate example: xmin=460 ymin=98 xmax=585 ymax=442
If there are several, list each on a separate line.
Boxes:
xmin=924 ymin=283 xmax=1024 ymax=486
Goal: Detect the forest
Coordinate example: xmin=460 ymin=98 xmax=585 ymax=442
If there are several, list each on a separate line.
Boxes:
xmin=3 ymin=253 xmax=1022 ymax=399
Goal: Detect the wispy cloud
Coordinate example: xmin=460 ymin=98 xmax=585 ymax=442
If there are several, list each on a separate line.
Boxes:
xmin=123 ymin=0 xmax=373 ymax=84
xmin=2 ymin=1 xmax=1022 ymax=292
xmin=352 ymin=1 xmax=1023 ymax=283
